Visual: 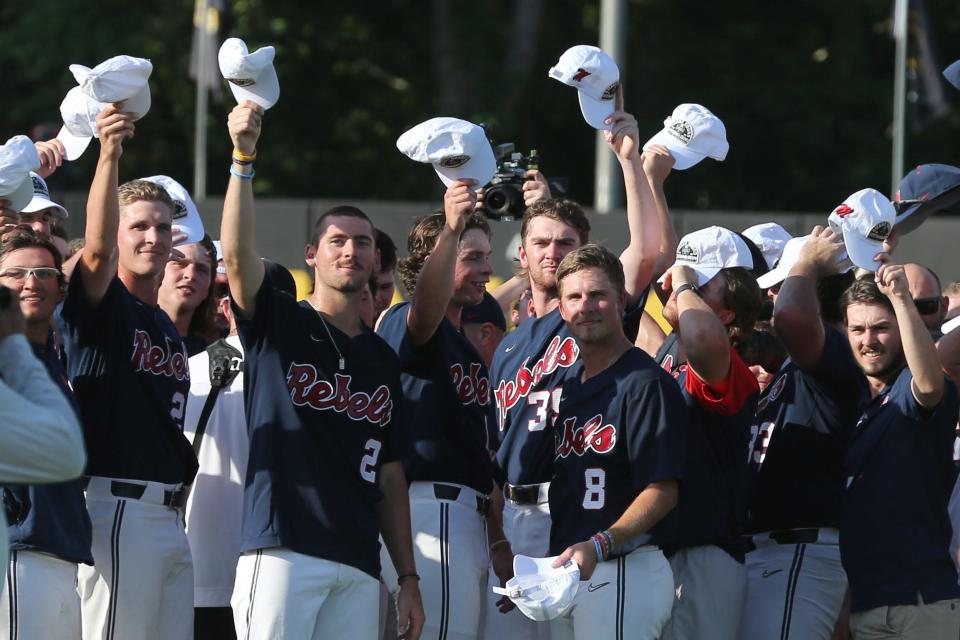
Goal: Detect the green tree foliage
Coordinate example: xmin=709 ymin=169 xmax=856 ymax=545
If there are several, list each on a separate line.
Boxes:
xmin=1 ymin=0 xmax=959 ymax=211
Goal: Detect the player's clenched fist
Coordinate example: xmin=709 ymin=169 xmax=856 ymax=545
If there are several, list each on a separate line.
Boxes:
xmin=95 ymin=104 xmax=136 ymax=160
xmin=34 ymin=139 xmax=66 ymax=179
xmin=875 ymin=262 xmax=909 ymax=300
xmin=228 ymin=100 xmax=264 ymax=156
xmin=443 ymin=179 xmax=477 ymax=233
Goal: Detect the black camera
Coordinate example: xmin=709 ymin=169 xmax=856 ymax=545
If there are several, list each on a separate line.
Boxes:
xmin=482 ymin=143 xmax=540 ymax=221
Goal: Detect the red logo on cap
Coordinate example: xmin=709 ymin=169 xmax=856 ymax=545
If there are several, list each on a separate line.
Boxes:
xmin=834 ymin=204 xmax=855 ymax=218
xmin=573 ymin=68 xmax=591 ymax=82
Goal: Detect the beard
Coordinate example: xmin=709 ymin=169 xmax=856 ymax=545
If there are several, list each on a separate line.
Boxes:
xmin=859 ymin=350 xmax=906 ymax=381
xmin=528 ymin=266 xmax=558 ymax=299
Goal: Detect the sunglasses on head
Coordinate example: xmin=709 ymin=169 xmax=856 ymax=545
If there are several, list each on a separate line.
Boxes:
xmin=913 ymin=296 xmax=942 ymax=315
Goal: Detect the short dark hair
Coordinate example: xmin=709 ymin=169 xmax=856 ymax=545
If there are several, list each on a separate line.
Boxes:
xmin=375 ymin=228 xmax=398 ymax=273
xmin=841 ymin=275 xmax=894 ymax=322
xmin=310 ymin=205 xmax=374 ymax=247
xmin=520 ymin=199 xmax=590 ymax=246
xmin=397 ymin=211 xmax=491 ymax=297
xmin=719 ymin=267 xmax=762 ymax=352
xmin=0 ymin=229 xmax=65 ymax=289
xmin=556 ymin=244 xmax=625 ymax=294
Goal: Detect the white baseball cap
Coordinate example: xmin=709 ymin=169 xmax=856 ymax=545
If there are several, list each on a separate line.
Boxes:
xmin=660 ymin=225 xmax=755 ymax=287
xmin=827 ymin=188 xmax=895 ymax=272
xmin=0 ymin=136 xmax=42 ymax=213
xmin=742 ymin=222 xmax=793 ymax=270
xmin=57 ymin=55 xmax=153 ymax=161
xmin=491 ymin=555 xmax=580 ymax=622
xmin=643 ymin=104 xmax=729 ymax=170
xmin=218 ymin=38 xmax=280 ymax=110
xmin=21 ymin=173 xmax=68 ymax=219
xmin=141 ymin=175 xmax=205 ymax=246
xmin=396 ymin=117 xmax=496 ymax=189
xmin=548 ymin=45 xmax=620 ymax=130
xmin=756 ymin=234 xmax=853 ymax=290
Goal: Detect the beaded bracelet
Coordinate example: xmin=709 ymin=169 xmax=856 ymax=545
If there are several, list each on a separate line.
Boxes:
xmin=229 ymin=165 xmax=255 ymax=180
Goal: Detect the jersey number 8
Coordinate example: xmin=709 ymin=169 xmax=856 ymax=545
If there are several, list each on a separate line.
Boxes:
xmin=583 ymin=468 xmax=606 ymax=509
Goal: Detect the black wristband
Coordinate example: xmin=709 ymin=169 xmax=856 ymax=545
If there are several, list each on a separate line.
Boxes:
xmin=397 ymin=573 xmax=420 ymax=584
xmin=674 ymin=283 xmax=699 ymax=298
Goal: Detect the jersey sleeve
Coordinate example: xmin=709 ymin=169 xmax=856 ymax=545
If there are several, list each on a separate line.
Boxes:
xmin=626 ymin=373 xmax=687 ymax=489
xmin=621 ymin=286 xmax=651 ymax=343
xmin=684 ymin=348 xmax=759 ymax=417
xmin=232 ymin=275 xmax=298 ymax=348
xmin=375 ymin=303 xmax=439 ymax=377
xmin=891 ymin=369 xmax=959 ymax=426
xmin=59 ymin=270 xmax=123 ymax=337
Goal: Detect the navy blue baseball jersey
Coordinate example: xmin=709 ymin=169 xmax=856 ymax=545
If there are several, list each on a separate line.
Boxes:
xmin=746 ymin=326 xmax=865 ymax=533
xmin=841 ymin=367 xmax=960 ymax=612
xmin=377 ymin=302 xmax=495 ymax=495
xmin=492 ymin=309 xmax=580 ymax=486
xmin=656 ymin=343 xmax=758 ymax=560
xmin=235 ymin=279 xmax=401 ymax=579
xmin=492 ymin=293 xmax=649 ymax=488
xmin=548 ymin=348 xmax=686 ymax=555
xmin=2 ymin=341 xmax=93 ymax=565
xmin=59 ymin=273 xmax=197 ymax=484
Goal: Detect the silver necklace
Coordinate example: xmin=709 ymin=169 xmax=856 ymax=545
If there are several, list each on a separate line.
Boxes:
xmin=310 ymin=302 xmax=345 ymax=370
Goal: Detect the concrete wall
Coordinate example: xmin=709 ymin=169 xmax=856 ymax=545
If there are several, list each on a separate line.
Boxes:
xmin=56 ymin=193 xmax=960 ymax=285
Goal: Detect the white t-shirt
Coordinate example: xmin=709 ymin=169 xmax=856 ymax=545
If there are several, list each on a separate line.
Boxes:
xmin=184 ymin=335 xmax=248 ymax=607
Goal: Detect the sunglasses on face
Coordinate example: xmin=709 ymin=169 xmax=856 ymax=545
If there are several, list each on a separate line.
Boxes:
xmin=913 ymin=296 xmax=942 ymax=315
xmin=0 ymin=267 xmax=61 ymax=282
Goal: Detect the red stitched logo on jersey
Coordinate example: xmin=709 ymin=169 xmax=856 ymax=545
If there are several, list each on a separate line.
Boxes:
xmin=286 ymin=364 xmax=393 ymax=426
xmin=556 ymin=414 xmax=617 ymax=458
xmin=833 ymin=204 xmax=855 ymax=218
xmin=131 ymin=330 xmax=189 ymax=382
xmin=494 ymin=336 xmax=580 ymax=425
xmin=450 ymin=362 xmax=490 ymax=407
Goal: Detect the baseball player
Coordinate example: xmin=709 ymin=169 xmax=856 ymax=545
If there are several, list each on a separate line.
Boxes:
xmin=57 ymin=103 xmax=198 ymax=640
xmin=377 ymin=187 xmax=506 ymax=640
xmin=484 ymin=96 xmax=672 ymax=640
xmin=221 ymin=101 xmax=423 ymax=640
xmin=0 ymin=230 xmax=90 ymax=639
xmin=637 ymin=226 xmax=762 ymax=640
xmin=840 ymin=267 xmax=960 ymax=637
xmin=740 ymin=227 xmax=862 ymax=640
xmin=547 ymin=244 xmax=686 ymax=640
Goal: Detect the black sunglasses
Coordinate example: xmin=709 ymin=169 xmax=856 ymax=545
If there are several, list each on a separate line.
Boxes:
xmin=913 ymin=296 xmax=942 ymax=315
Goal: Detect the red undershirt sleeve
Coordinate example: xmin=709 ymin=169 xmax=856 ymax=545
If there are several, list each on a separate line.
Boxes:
xmin=684 ymin=348 xmax=758 ymax=416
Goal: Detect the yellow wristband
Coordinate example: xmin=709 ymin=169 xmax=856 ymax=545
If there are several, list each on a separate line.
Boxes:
xmin=233 ymin=148 xmax=257 ymax=162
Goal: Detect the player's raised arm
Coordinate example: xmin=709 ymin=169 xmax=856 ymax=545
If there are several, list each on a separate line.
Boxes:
xmin=220 ymin=101 xmax=266 ymax=316
xmin=405 ymin=179 xmax=476 ymax=346
xmin=666 ymin=263 xmax=734 ymax=385
xmin=606 ymin=87 xmax=660 ymax=306
xmin=78 ymin=104 xmax=135 ymax=305
xmin=642 ymin=145 xmax=679 ymax=282
xmin=877 ymin=262 xmax=945 ymax=408
xmin=774 ymin=226 xmax=844 ymax=370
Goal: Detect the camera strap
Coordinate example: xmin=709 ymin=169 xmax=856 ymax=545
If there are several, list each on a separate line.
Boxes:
xmin=191 ymin=338 xmax=244 ymax=461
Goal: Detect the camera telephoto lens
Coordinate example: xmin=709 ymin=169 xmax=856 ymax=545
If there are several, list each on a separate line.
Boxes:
xmin=483 ymin=184 xmax=522 ymax=220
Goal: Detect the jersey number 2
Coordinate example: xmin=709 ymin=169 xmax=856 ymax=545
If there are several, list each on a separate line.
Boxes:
xmin=583 ymin=468 xmax=606 ymax=510
xmin=170 ymin=391 xmax=186 ymax=430
xmin=360 ymin=438 xmax=382 ymax=483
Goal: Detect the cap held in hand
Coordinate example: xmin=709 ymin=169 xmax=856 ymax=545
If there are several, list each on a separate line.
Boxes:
xmin=396 ymin=117 xmax=496 ymax=190
xmin=57 ymin=55 xmax=153 ymax=161
xmin=548 ymin=45 xmax=620 ymax=130
xmin=643 ymin=104 xmax=728 ymax=171
xmin=660 ymin=226 xmax=755 ymax=287
xmin=491 ymin=555 xmax=580 ymax=622
xmin=218 ymin=38 xmax=280 ymax=110
xmin=0 ymin=137 xmax=42 ymax=213
xmin=827 ymin=188 xmax=895 ymax=272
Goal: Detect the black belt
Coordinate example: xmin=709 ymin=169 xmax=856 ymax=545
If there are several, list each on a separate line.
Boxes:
xmin=83 ymin=478 xmax=187 ymax=509
xmin=504 ymin=483 xmax=541 ymax=505
xmin=770 ymin=528 xmax=819 ymax=545
xmin=432 ymin=483 xmax=491 ymax=516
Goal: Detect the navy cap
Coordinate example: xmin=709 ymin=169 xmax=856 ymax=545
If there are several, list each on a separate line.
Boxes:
xmin=944 ymin=59 xmax=960 ymax=92
xmin=461 ymin=291 xmax=506 ymax=331
xmin=893 ymin=163 xmax=960 ymax=235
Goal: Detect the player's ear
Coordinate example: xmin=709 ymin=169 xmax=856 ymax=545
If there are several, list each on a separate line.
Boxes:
xmin=518 ymin=243 xmax=529 ymax=270
xmin=304 ymin=243 xmax=316 ymax=268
